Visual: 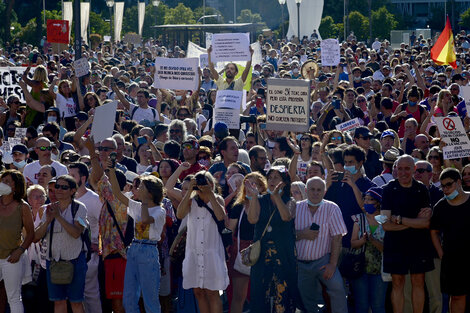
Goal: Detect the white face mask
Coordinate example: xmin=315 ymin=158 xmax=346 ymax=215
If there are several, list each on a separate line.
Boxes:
xmin=0 ymin=182 xmax=12 ymax=196
xmin=51 ymin=153 xmax=58 ymax=161
xmin=292 ymin=68 xmax=299 ymax=74
xmin=47 ymin=116 xmax=57 ymax=123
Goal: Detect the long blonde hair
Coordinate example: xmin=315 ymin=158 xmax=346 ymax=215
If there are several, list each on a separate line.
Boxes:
xmin=234 ymin=172 xmax=268 ymax=206
xmin=33 ymin=65 xmax=48 ymax=84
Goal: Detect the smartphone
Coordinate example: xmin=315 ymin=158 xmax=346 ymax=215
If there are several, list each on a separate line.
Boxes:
xmin=335 ymin=172 xmax=344 ymax=182
xmin=259 ymin=123 xmax=267 ymax=130
xmin=256 ymin=97 xmax=263 ymax=107
xmin=137 ymin=136 xmax=147 ymax=145
xmin=195 ymin=174 xmax=208 ymax=186
xmin=310 ymin=223 xmax=320 ymax=231
xmin=109 ymin=152 xmax=117 ymax=168
xmin=333 ymin=97 xmax=341 ymax=110
xmin=257 ymin=88 xmax=265 ymax=98
xmin=410 ymin=55 xmax=415 ymax=62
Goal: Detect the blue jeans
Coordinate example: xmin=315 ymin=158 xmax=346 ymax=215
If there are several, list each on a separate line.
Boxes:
xmin=123 ymin=241 xmax=161 ymax=313
xmin=297 ymin=254 xmax=348 ymax=313
xmin=350 ymin=273 xmax=388 ymax=313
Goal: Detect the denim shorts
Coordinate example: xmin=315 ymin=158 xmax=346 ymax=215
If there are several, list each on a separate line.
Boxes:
xmin=46 ymin=252 xmax=88 ymax=302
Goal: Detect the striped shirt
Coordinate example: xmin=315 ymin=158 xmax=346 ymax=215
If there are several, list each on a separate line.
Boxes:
xmin=295 ymin=199 xmax=347 ymax=261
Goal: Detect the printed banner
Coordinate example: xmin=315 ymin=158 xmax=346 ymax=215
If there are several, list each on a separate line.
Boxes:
xmin=435 ymin=116 xmax=470 ymax=159
xmin=266 ymin=78 xmax=310 ymax=132
xmin=215 ymin=90 xmax=243 ymax=110
xmin=214 ymin=108 xmax=240 ymax=129
xmin=153 ymin=57 xmax=199 ymax=90
xmin=320 ymin=38 xmax=340 ymax=66
xmin=211 ymin=33 xmax=251 ymax=63
xmin=47 ymin=20 xmax=69 ymax=44
xmin=0 ymin=67 xmax=33 ymax=102
xmin=336 ymin=118 xmax=362 ymax=132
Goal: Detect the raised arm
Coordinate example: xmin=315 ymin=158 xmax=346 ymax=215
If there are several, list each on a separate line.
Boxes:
xmin=207 ymin=46 xmax=219 ymax=81
xmin=85 ymin=136 xmax=103 ymax=190
xmin=19 ymin=80 xmax=45 ymax=112
xmin=73 ymin=76 xmax=85 ymax=111
xmin=107 ymin=167 xmax=130 ymax=207
xmin=176 ymin=178 xmax=196 ymax=219
xmin=241 ymin=46 xmax=254 ymax=83
xmin=165 ymin=162 xmax=190 ymax=201
xmin=111 ymin=82 xmax=131 ymax=111
xmin=73 ymin=115 xmax=93 ymax=151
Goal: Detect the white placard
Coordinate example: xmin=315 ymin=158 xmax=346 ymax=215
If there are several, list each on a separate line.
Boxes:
xmin=199 ymin=53 xmax=209 ymax=68
xmin=104 ymin=36 xmax=111 ymax=42
xmin=153 ymin=57 xmax=199 ymax=91
xmin=0 ymin=67 xmax=33 ymax=102
xmin=372 ymin=41 xmax=381 ymax=51
xmin=14 ymin=128 xmax=27 ymax=139
xmin=8 ymin=137 xmax=21 ymax=146
xmin=73 ymin=57 xmax=90 ymax=78
xmin=266 ymin=78 xmax=310 ymax=132
xmin=214 ymin=107 xmax=240 ymax=129
xmin=215 ymin=90 xmax=243 ymax=110
xmin=336 ymin=118 xmax=362 ymax=132
xmin=320 ymin=38 xmax=340 ymax=66
xmin=205 ymin=32 xmax=212 ymax=48
xmin=91 ymin=101 xmax=118 ymax=143
xmin=211 ymin=33 xmax=251 ymax=63
xmin=461 ymin=86 xmax=470 ymax=117
xmin=435 ymin=116 xmax=470 ymax=159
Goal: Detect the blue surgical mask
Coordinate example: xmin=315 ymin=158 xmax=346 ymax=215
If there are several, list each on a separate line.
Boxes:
xmin=308 ymin=199 xmax=323 ymax=207
xmin=364 ymin=203 xmax=377 ymax=214
xmin=13 ymin=160 xmax=26 ymax=168
xmin=175 ymin=95 xmax=182 ymax=101
xmin=47 ymin=116 xmax=57 ymax=123
xmin=344 ymin=165 xmax=358 ymax=175
xmin=408 ymin=100 xmax=417 ymax=106
xmin=445 ymin=190 xmax=459 ymax=201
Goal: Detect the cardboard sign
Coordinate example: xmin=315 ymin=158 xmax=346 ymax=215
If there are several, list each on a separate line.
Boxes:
xmin=320 ymin=39 xmax=340 ymax=66
xmin=14 ymin=128 xmax=27 ymax=139
xmin=336 ymin=118 xmax=362 ymax=132
xmin=215 ymin=90 xmax=243 ymax=110
xmin=91 ymin=101 xmax=118 ymax=143
xmin=46 ymin=20 xmax=69 ymax=44
xmin=211 ymin=33 xmax=251 ymax=63
xmin=213 ymin=108 xmax=240 ymax=129
xmin=73 ymin=57 xmax=90 ymax=78
xmin=153 ymin=58 xmax=199 ymax=90
xmin=0 ymin=67 xmax=33 ymax=102
xmin=435 ymin=116 xmax=470 ymax=159
xmin=266 ymin=78 xmax=310 ymax=132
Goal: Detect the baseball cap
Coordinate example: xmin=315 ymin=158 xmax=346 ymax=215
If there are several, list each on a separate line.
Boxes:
xmin=214 ymin=121 xmax=229 ymax=139
xmin=365 ymin=187 xmax=383 ymax=203
xmin=12 ymin=144 xmax=28 ymax=155
xmin=380 ymin=130 xmax=395 ymax=140
xmin=354 ymin=126 xmax=372 ymax=138
xmin=424 ymin=66 xmax=435 ymax=73
xmin=75 ymin=111 xmax=88 ymax=121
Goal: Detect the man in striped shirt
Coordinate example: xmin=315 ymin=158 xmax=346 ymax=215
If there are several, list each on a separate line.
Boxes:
xmin=295 ymin=177 xmax=348 ymax=313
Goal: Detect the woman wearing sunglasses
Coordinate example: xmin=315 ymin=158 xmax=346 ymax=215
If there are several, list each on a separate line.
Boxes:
xmin=326 ymin=130 xmax=345 ymax=146
xmin=34 ymin=175 xmax=88 ymax=313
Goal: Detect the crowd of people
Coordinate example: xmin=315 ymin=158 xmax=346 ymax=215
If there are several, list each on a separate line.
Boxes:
xmin=0 ymin=28 xmax=469 ymax=313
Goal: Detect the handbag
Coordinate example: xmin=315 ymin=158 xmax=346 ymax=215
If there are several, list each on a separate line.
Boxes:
xmin=48 ymin=219 xmax=74 ymax=285
xmin=233 ymin=208 xmax=251 ymax=276
xmin=339 ymin=213 xmax=366 ymax=280
xmin=240 ymin=208 xmax=276 ymax=267
xmin=169 ymin=226 xmax=188 ymax=263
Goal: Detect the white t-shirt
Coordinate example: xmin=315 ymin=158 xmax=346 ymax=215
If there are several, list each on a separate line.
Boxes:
xmin=127 ymin=198 xmax=166 ymax=241
xmin=129 ymin=104 xmax=158 ymax=123
xmin=23 ymin=160 xmax=68 ymax=185
xmin=297 ymin=155 xmax=312 ymax=182
xmin=76 ymin=189 xmax=103 ymax=244
xmin=56 ymin=93 xmax=76 ymax=118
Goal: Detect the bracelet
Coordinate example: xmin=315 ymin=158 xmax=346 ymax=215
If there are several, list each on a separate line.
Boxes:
xmin=17 ymin=246 xmax=25 ymax=253
xmin=396 ymin=215 xmax=402 ymax=225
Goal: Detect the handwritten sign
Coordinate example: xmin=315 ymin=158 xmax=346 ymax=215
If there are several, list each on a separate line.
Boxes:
xmin=211 ymin=33 xmax=251 ymax=63
xmin=320 ymin=39 xmax=340 ymax=66
xmin=73 ymin=57 xmax=90 ymax=78
xmin=14 ymin=128 xmax=27 ymax=139
xmin=46 ymin=20 xmax=69 ymax=44
xmin=0 ymin=67 xmax=33 ymax=102
xmin=199 ymin=53 xmax=209 ymax=68
xmin=153 ymin=57 xmax=199 ymax=90
xmin=435 ymin=116 xmax=470 ymax=159
xmin=266 ymin=78 xmax=310 ymax=132
xmin=336 ymin=118 xmax=362 ymax=132
xmin=214 ymin=108 xmax=240 ymax=129
xmin=215 ymin=90 xmax=243 ymax=110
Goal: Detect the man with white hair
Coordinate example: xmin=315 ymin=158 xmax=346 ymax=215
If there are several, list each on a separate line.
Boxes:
xmin=295 ymin=177 xmax=348 ymax=313
xmin=381 ymin=155 xmax=434 ymax=313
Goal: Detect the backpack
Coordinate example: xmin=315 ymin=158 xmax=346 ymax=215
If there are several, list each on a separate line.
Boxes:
xmin=71 ymin=201 xmax=92 ymax=262
xmin=131 ymin=106 xmax=157 ymax=121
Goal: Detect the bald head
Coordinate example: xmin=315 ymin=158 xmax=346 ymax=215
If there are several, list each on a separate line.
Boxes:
xmin=36 ymin=137 xmax=51 ymax=147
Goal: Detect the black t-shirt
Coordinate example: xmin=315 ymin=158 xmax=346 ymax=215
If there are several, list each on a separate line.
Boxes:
xmin=228 ymin=203 xmax=254 ymax=241
xmin=364 ymin=149 xmax=382 ymax=179
xmin=120 ymin=156 xmax=137 ymax=173
xmin=430 ymin=195 xmax=470 ymax=257
xmin=382 ymin=179 xmax=434 ymax=257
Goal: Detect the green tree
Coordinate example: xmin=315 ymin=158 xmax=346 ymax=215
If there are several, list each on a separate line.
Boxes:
xmin=371 ymin=6 xmax=397 ymax=39
xmin=164 ymin=3 xmax=195 ymax=24
xmin=460 ymin=6 xmax=470 ymax=29
xmin=89 ymin=11 xmax=110 ymax=37
xmin=13 ymin=17 xmax=37 ymax=44
xmin=237 ymin=9 xmax=262 ymax=23
xmin=142 ymin=3 xmax=168 ymax=40
xmin=348 ymin=11 xmax=369 ymax=41
xmin=319 ymin=16 xmax=339 ymax=39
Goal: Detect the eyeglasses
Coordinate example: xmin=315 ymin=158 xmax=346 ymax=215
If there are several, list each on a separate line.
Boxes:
xmin=54 ymin=184 xmax=71 ymax=190
xmin=170 ymin=129 xmax=181 ymax=134
xmin=416 ymin=168 xmax=431 ymax=174
xmin=331 ymin=136 xmax=342 ymax=141
xmin=357 ymin=99 xmax=366 ymax=103
xmin=428 ymin=155 xmax=440 ymax=160
xmin=37 ymin=146 xmax=52 ymax=151
xmin=98 ymin=146 xmax=113 ymax=152
xmin=441 ymin=181 xmax=456 ymax=189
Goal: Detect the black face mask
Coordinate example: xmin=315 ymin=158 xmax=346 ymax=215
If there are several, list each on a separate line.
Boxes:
xmin=46 ymin=136 xmax=55 ymax=142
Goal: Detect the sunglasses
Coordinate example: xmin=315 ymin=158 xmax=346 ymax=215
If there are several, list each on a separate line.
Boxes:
xmin=416 ymin=168 xmax=431 ymax=174
xmin=300 ymin=137 xmax=310 ymax=141
xmin=98 ymin=146 xmax=113 ymax=152
xmin=37 ymin=146 xmax=52 ymax=151
xmin=331 ymin=136 xmax=342 ymax=141
xmin=182 ymin=144 xmax=194 ymax=150
xmin=428 ymin=155 xmax=440 ymax=160
xmin=55 ymin=184 xmax=71 ymax=190
xmin=357 ymin=99 xmax=366 ymax=103
xmin=441 ymin=181 xmax=456 ymax=189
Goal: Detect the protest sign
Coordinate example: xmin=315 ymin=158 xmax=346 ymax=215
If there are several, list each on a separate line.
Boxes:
xmin=8 ymin=138 xmax=21 ymax=147
xmin=435 ymin=116 xmax=470 ymax=159
xmin=461 ymin=86 xmax=470 ymax=117
xmin=0 ymin=67 xmax=33 ymax=102
xmin=215 ymin=90 xmax=243 ymax=110
xmin=14 ymin=128 xmax=27 ymax=139
xmin=73 ymin=57 xmax=90 ymax=78
xmin=153 ymin=58 xmax=199 ymax=90
xmin=266 ymin=78 xmax=310 ymax=132
xmin=211 ymin=33 xmax=251 ymax=63
xmin=206 ymin=32 xmax=213 ymax=48
xmin=336 ymin=118 xmax=362 ymax=132
xmin=213 ymin=108 xmax=240 ymax=129
xmin=47 ymin=20 xmax=69 ymax=44
xmin=320 ymin=39 xmax=340 ymax=66
xmin=199 ymin=54 xmax=209 ymax=68
xmin=91 ymin=101 xmax=118 ymax=143
xmin=103 ymin=36 xmax=111 ymax=42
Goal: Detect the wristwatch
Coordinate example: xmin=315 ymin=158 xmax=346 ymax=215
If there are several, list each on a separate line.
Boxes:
xmin=396 ymin=215 xmax=402 ymax=225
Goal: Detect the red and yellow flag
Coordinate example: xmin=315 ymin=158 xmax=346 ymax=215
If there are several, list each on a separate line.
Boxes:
xmin=431 ymin=16 xmax=457 ymax=68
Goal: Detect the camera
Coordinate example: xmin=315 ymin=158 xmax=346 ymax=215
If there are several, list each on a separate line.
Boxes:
xmin=240 ymin=114 xmax=257 ymax=124
xmin=195 ymin=174 xmax=208 ymax=186
xmin=110 ymin=152 xmax=117 ymax=168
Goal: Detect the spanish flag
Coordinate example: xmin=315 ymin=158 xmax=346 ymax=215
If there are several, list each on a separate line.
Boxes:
xmin=431 ymin=16 xmax=457 ymax=68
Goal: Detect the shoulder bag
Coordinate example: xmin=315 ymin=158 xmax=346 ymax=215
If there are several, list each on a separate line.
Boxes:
xmin=339 ymin=213 xmax=367 ymax=280
xmin=48 ymin=218 xmax=74 ymax=285
xmin=233 ymin=207 xmax=251 ymax=275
